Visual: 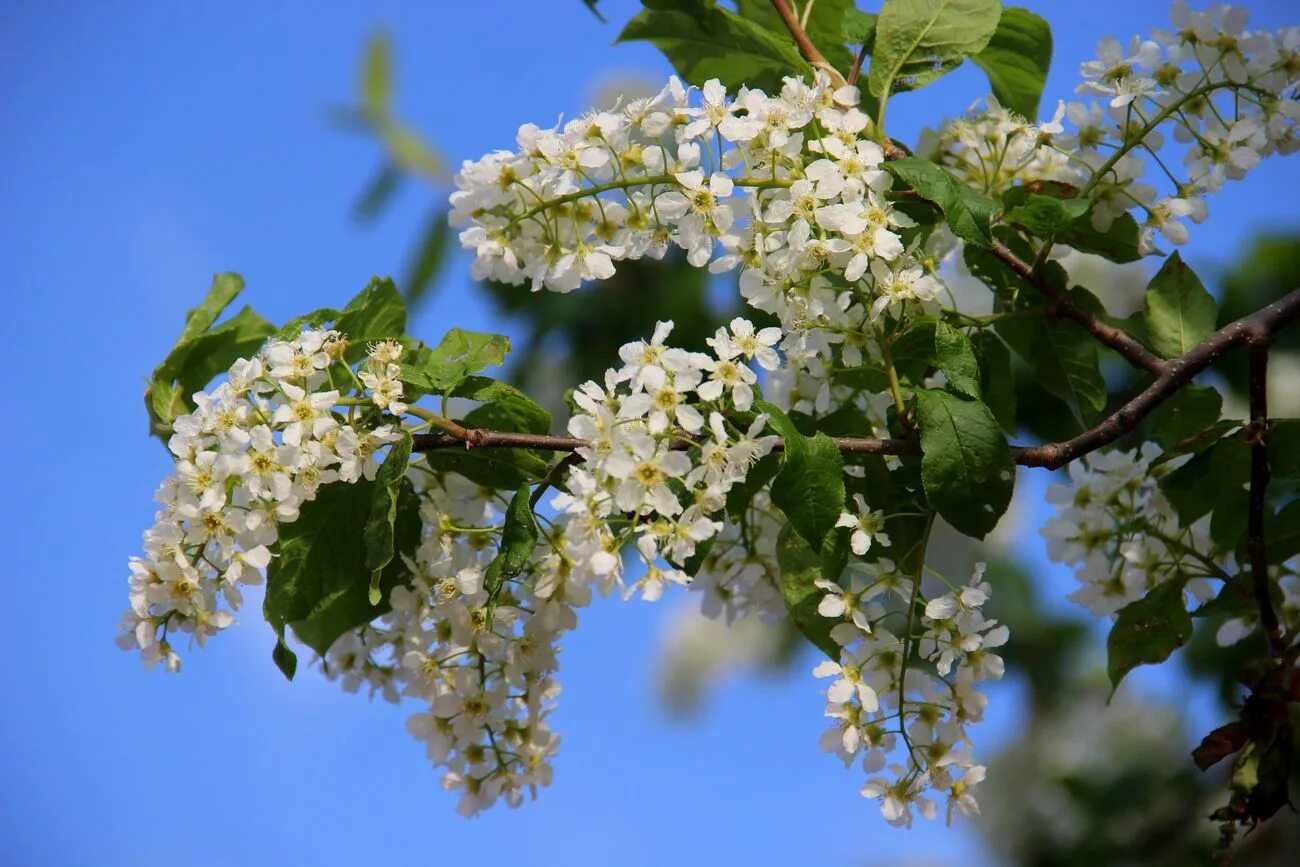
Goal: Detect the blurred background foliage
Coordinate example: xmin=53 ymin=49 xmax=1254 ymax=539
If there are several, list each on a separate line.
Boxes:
xmin=335 ymin=23 xmax=1300 ymax=863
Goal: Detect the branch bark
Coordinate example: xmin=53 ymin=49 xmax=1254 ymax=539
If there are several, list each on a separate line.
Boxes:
xmin=412 ymin=289 xmax=1300 ymax=473
xmin=770 ymin=0 xmax=847 ymax=88
xmin=990 ymin=240 xmax=1168 ymax=376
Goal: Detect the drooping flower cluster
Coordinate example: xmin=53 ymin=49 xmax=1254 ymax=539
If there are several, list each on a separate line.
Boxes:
xmin=814 ymin=558 xmax=1008 ymax=826
xmin=119 ymin=330 xmax=401 ymax=670
xmin=923 ymin=1 xmax=1300 ymax=252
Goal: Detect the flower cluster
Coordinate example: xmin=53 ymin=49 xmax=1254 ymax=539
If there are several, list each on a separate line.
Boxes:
xmin=548 ymin=318 xmax=781 ymax=604
xmin=814 ymin=559 xmax=1008 ymax=826
xmin=451 ymin=71 xmax=942 ymax=379
xmin=1041 ymin=444 xmax=1218 ymax=617
xmin=924 ymin=1 xmax=1300 ymax=252
xmin=1043 ymin=444 xmax=1300 ymax=647
xmin=119 ymin=330 xmax=400 ymax=670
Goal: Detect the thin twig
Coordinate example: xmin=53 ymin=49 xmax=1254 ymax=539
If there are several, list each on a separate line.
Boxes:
xmin=847 ymin=43 xmax=869 ymax=86
xmin=1245 ymin=339 xmax=1284 ymax=657
xmin=990 ymin=240 xmax=1168 ymax=375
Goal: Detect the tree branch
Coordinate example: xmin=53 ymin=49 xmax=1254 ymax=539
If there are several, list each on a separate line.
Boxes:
xmin=770 ymin=0 xmax=847 ymax=88
xmin=990 ymin=240 xmax=1169 ymax=376
xmin=1246 ymin=340 xmax=1284 ymax=658
xmin=412 ymin=289 xmax=1300 ymax=474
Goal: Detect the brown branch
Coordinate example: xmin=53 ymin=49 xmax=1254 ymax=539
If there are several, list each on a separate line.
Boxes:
xmin=412 ymin=289 xmax=1300 ymax=473
xmin=847 ymin=43 xmax=869 ymax=86
xmin=1246 ymin=340 xmax=1285 ymax=657
xmin=770 ymin=0 xmax=847 ymax=88
xmin=990 ymin=240 xmax=1168 ymax=376
xmin=1015 ymin=288 xmax=1300 ymax=470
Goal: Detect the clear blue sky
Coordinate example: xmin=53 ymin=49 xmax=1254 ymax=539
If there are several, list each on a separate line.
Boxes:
xmin=3 ymin=2 xmax=1297 ymax=865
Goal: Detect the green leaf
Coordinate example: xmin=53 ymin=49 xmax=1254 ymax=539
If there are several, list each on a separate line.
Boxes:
xmin=403 ymin=207 xmax=452 ymax=311
xmin=843 ymin=8 xmax=878 ymax=44
xmin=403 ymin=328 xmax=511 ymax=393
xmin=1145 ymin=384 xmax=1223 ymax=452
xmin=359 ymin=30 xmax=392 ymax=114
xmin=1160 ymin=435 xmax=1251 ymax=525
xmin=484 ymin=487 xmax=539 ymax=611
xmin=265 ymin=478 xmax=421 ymax=671
xmin=758 ymin=401 xmax=846 ymax=551
xmin=971 ymin=7 xmax=1051 ymax=118
xmin=914 ymin=389 xmax=1014 ymax=539
xmin=618 ymin=0 xmax=813 ymax=93
xmin=1144 ymin=252 xmax=1217 ymax=358
xmin=146 ymin=273 xmax=275 ymax=435
xmin=971 ymin=331 xmax=1016 ymax=433
xmin=777 ymin=526 xmax=840 ymax=659
xmin=336 ymin=277 xmax=407 ymax=359
xmin=378 ymin=121 xmax=444 ymax=179
xmin=868 ymin=0 xmax=1001 ymax=99
xmin=725 ymin=451 xmax=782 ymax=521
xmin=422 ymin=448 xmax=551 ymax=490
xmin=1058 ymin=212 xmax=1143 ymax=263
xmin=884 ymin=157 xmax=997 ymax=248
xmin=893 ymin=317 xmax=981 ymax=398
xmin=1004 ymin=193 xmax=1090 ymax=237
xmin=275 ymin=307 xmax=343 ymax=340
xmin=997 ymin=315 xmax=1106 ymax=428
xmin=1107 ymin=580 xmax=1192 ymax=690
xmin=1264 ymin=499 xmax=1300 ymax=564
xmin=455 ymin=377 xmax=552 ymax=435
xmin=365 ymin=431 xmax=412 ymax=605
xmin=1266 ymin=419 xmax=1300 ymax=481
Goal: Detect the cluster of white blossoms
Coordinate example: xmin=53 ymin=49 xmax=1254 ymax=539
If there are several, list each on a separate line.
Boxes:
xmin=1041 ymin=444 xmax=1218 ymax=618
xmin=320 ymin=474 xmax=564 ymax=817
xmin=451 ymin=69 xmax=943 ymax=379
xmin=924 ymin=1 xmax=1299 ymax=253
xmin=814 ymin=556 xmax=1008 ymax=826
xmin=1043 ymin=444 xmax=1300 ymax=648
xmin=119 ymin=330 xmax=401 ymax=671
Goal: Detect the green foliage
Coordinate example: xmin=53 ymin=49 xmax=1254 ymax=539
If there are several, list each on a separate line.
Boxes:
xmin=1160 ymin=434 xmax=1250 ymax=524
xmin=776 ymin=525 xmax=840 ymax=659
xmin=1144 ymin=385 xmax=1223 ymax=452
xmin=1058 ymin=211 xmax=1143 ymax=263
xmin=998 ymin=315 xmax=1106 ymax=428
xmin=885 ymin=157 xmax=997 ymax=247
xmin=265 ymin=477 xmax=422 ymax=679
xmin=359 ymin=31 xmax=392 ymax=116
xmin=401 ymin=328 xmax=512 ymax=393
xmin=914 ymin=388 xmax=1014 ymax=539
xmin=403 ymin=207 xmax=452 ymax=310
xmin=1144 ymin=252 xmax=1218 ymax=358
xmin=868 ymin=0 xmax=1001 ymax=100
xmin=618 ymin=0 xmax=812 ymax=93
xmin=970 ymin=331 xmax=1016 ymax=433
xmin=146 ymin=272 xmax=275 ymax=437
xmin=452 ymin=376 xmax=552 ymax=434
xmin=893 ymin=317 xmax=981 ymax=398
xmin=1003 ymin=193 xmax=1090 ymax=238
xmin=759 ymin=400 xmax=846 ymax=551
xmin=1107 ymin=580 xmax=1193 ymax=690
xmin=972 ymin=6 xmax=1052 ymax=119
xmin=365 ymin=430 xmax=413 ymax=605
xmin=336 ymin=277 xmax=408 ymax=361
xmin=842 ymin=8 xmax=878 ymax=45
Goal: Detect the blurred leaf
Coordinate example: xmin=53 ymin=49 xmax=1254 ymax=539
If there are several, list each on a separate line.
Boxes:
xmin=353 ymin=163 xmax=403 ymax=221
xmin=403 ymin=207 xmax=452 ymax=310
xmin=971 ymin=331 xmax=1016 ymax=433
xmin=365 ymin=430 xmax=412 ymax=605
xmin=777 ymin=525 xmax=839 ymax=659
xmin=1145 ymin=384 xmax=1222 ymax=452
xmin=359 ymin=31 xmax=392 ymax=115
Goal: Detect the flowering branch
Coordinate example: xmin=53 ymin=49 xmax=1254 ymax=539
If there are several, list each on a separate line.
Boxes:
xmin=990 ymin=240 xmax=1168 ymax=375
xmin=1246 ymin=340 xmax=1285 ymax=658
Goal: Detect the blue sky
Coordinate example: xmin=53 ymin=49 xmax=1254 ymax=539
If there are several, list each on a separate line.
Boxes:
xmin=3 ymin=2 xmax=1298 ymax=865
